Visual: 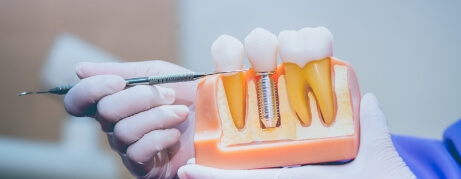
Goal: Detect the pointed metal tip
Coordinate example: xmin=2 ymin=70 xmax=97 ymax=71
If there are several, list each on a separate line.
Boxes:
xmin=16 ymin=91 xmax=49 ymax=96
xmin=17 ymin=92 xmax=31 ymax=96
xmin=265 ymin=119 xmax=276 ymax=128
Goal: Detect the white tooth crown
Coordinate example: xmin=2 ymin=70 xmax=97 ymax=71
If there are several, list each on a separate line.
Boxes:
xmin=278 ymin=30 xmax=310 ymax=67
xmin=244 ymin=28 xmax=278 ymax=72
xmin=279 ymin=26 xmax=334 ymax=67
xmin=211 ymin=35 xmax=244 ymax=73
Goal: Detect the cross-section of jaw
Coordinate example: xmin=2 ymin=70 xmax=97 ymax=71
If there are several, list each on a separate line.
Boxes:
xmin=211 ymin=35 xmax=246 ymax=129
xmin=279 ymin=27 xmax=335 ymax=125
xmin=194 ymin=27 xmax=361 ymax=170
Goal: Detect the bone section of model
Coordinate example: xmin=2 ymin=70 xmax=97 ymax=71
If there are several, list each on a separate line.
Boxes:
xmin=279 ymin=27 xmax=336 ymax=125
xmin=244 ymin=28 xmax=279 ymax=128
xmin=211 ymin=35 xmax=246 ymax=129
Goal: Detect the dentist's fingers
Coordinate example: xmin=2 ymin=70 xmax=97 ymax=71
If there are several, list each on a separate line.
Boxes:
xmin=359 ymin=93 xmax=388 ymax=140
xmin=109 ymin=105 xmax=189 ymax=153
xmin=126 ymin=128 xmax=181 ymax=177
xmin=357 ymin=93 xmax=392 ymax=159
xmin=75 ymin=61 xmax=197 ymax=105
xmin=64 ymin=75 xmax=126 ymax=117
xmin=96 ymin=85 xmax=176 ymax=132
xmin=356 ymin=93 xmax=414 ymax=178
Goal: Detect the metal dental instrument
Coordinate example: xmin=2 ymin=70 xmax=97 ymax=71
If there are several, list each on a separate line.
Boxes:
xmin=17 ymin=69 xmax=247 ymax=96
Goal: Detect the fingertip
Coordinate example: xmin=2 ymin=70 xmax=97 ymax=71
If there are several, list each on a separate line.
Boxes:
xmin=63 ymin=94 xmax=80 ymax=116
xmin=169 ymin=128 xmax=181 ymax=141
xmin=126 ymin=128 xmax=181 ymax=164
xmin=175 ymin=105 xmax=190 ymax=120
xmin=177 ymin=165 xmax=191 ymax=179
xmin=75 ymin=62 xmax=94 ymax=79
xmin=107 ymin=75 xmax=127 ymax=91
xmin=177 ymin=165 xmax=214 ymax=179
xmin=359 ymin=93 xmax=390 ymax=147
xmin=361 ymin=93 xmax=379 ymax=108
xmin=360 ymin=93 xmax=384 ymax=120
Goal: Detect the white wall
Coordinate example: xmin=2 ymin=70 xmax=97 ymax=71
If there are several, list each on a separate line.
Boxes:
xmin=179 ymin=0 xmax=461 ymax=139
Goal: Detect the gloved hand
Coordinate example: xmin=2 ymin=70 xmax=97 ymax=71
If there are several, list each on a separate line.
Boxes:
xmin=64 ymin=60 xmax=196 ymax=179
xmin=178 ymin=93 xmax=416 ymax=179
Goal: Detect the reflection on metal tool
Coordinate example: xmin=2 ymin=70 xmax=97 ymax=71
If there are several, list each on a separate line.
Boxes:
xmin=17 ymin=69 xmax=247 ymax=96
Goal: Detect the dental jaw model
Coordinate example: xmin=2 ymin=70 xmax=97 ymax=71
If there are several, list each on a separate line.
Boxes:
xmin=194 ymin=27 xmax=361 ymax=169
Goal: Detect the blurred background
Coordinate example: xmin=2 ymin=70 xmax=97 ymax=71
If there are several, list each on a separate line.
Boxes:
xmin=1 ymin=0 xmax=460 ymax=178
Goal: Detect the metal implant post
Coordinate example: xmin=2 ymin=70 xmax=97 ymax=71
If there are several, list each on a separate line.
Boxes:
xmin=256 ymin=72 xmax=280 ymax=128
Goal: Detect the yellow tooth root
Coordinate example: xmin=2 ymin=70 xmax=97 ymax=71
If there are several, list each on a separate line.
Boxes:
xmin=222 ymin=72 xmax=246 ymax=129
xmin=304 ymin=58 xmax=335 ymax=125
xmin=283 ymin=63 xmax=312 ymax=126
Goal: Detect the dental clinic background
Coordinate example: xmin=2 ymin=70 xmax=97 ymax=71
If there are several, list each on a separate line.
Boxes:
xmin=1 ymin=1 xmax=460 ymax=178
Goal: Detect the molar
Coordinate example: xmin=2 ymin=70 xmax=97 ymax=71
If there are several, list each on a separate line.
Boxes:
xmin=279 ymin=27 xmax=336 ymax=125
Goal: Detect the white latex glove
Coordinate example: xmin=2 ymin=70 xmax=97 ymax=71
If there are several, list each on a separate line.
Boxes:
xmin=64 ymin=60 xmax=196 ymax=179
xmin=178 ymin=93 xmax=416 ymax=179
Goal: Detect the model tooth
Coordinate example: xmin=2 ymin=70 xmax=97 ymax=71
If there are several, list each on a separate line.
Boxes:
xmin=278 ymin=30 xmax=311 ymax=125
xmin=211 ymin=35 xmax=244 ymax=74
xmin=299 ymin=26 xmax=333 ymax=62
xmin=244 ymin=28 xmax=279 ymax=128
xmin=279 ymin=27 xmax=335 ymax=125
xmin=278 ymin=30 xmax=311 ymax=67
xmin=211 ymin=35 xmax=246 ymax=129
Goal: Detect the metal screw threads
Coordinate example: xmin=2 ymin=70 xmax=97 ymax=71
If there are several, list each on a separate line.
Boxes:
xmin=256 ymin=72 xmax=280 ymax=128
xmin=147 ymin=72 xmax=195 ymax=85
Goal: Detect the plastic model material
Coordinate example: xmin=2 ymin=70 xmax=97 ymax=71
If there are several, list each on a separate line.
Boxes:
xmin=194 ymin=27 xmax=361 ymax=169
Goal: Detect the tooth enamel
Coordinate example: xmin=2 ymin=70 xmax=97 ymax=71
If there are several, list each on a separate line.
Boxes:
xmin=278 ymin=30 xmax=311 ymax=67
xmin=279 ymin=27 xmax=333 ymax=66
xmin=244 ymin=28 xmax=278 ymax=72
xmin=211 ymin=35 xmax=244 ymax=73
xmin=279 ymin=27 xmax=335 ymax=125
xmin=211 ymin=34 xmax=246 ymax=129
xmin=299 ymin=27 xmax=334 ymax=62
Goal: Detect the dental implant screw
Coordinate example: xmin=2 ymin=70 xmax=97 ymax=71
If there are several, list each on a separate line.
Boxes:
xmin=256 ymin=72 xmax=280 ymax=128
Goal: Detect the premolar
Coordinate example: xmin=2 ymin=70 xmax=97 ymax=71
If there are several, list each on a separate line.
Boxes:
xmin=211 ymin=35 xmax=246 ymax=129
xmin=279 ymin=27 xmax=335 ymax=125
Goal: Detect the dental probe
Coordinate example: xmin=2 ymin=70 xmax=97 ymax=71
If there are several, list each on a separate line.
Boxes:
xmin=17 ymin=69 xmax=247 ymax=96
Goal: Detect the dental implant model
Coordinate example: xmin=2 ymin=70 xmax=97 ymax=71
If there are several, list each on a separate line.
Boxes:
xmin=244 ymin=28 xmax=280 ymax=128
xmin=194 ymin=27 xmax=361 ymax=170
